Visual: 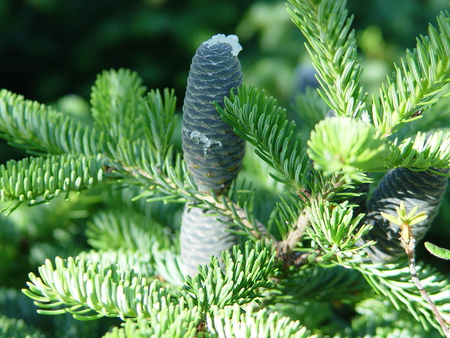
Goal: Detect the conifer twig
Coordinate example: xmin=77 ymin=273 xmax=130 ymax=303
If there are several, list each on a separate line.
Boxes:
xmin=400 ymin=226 xmax=449 ymax=337
xmin=382 ymin=203 xmax=450 ymax=336
xmin=121 ymin=162 xmax=270 ymax=239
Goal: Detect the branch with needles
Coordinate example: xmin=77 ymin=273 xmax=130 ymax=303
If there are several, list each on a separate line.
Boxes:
xmin=382 ymin=202 xmax=450 ymax=337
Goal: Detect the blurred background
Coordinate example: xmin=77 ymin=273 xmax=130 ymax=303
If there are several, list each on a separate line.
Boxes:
xmin=1 ymin=0 xmax=448 ymax=106
xmin=0 ymin=0 xmax=449 ymax=336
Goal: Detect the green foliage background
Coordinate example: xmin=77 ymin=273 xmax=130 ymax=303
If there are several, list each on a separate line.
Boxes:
xmin=0 ymin=0 xmax=450 ymax=336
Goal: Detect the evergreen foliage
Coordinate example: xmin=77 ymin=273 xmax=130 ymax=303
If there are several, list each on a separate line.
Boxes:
xmin=0 ymin=314 xmax=46 ymax=338
xmin=0 ymin=154 xmax=104 ymax=214
xmin=0 ymin=0 xmax=449 ymax=336
xmin=217 ymin=85 xmax=313 ymax=191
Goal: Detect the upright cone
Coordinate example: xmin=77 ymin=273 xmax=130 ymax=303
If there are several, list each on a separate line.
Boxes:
xmin=180 ymin=34 xmax=245 ymax=276
xmin=182 ymin=34 xmax=245 ymax=195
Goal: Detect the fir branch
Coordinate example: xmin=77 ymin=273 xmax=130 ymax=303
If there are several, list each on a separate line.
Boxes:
xmin=0 ymin=315 xmax=47 ymax=338
xmin=86 ymin=208 xmax=171 ymax=252
xmin=357 ymin=261 xmax=450 ymax=334
xmin=180 ymin=241 xmax=276 ymax=311
xmin=386 ymin=202 xmax=450 ymax=336
xmin=106 ymin=135 xmax=190 ymax=202
xmin=273 ymin=177 xmax=371 ymax=257
xmin=389 ymin=131 xmax=450 ymax=169
xmin=269 ymin=265 xmax=369 ymax=305
xmin=82 ymin=248 xmax=185 ymax=288
xmin=90 ymin=68 xmax=147 ymax=143
xmin=104 ymin=304 xmax=310 ymax=337
xmin=372 ymin=11 xmax=450 ymax=136
xmin=102 ymin=309 xmax=202 ymax=338
xmin=22 ymin=255 xmax=181 ymax=321
xmin=141 ymin=303 xmax=203 ymax=338
xmin=353 ymin=297 xmax=440 ymax=337
xmin=0 ymin=89 xmax=104 ymax=156
xmin=308 ymin=118 xmax=450 ymax=178
xmin=207 ymin=304 xmax=310 ymax=338
xmin=287 ymin=0 xmax=366 ymax=118
xmin=108 ymin=141 xmax=268 ymax=240
xmin=292 ymin=87 xmax=330 ymax=137
xmin=80 ymin=249 xmax=157 ymax=279
xmin=91 ymin=70 xmax=177 ymax=168
xmin=271 ymin=194 xmax=305 ymax=239
xmin=201 ymin=189 xmax=268 ymax=239
xmin=106 ymin=138 xmax=193 ymax=205
xmin=307 ymin=116 xmax=389 ymax=180
xmin=107 ymin=138 xmax=167 ymax=186
xmin=0 ymin=154 xmax=104 ymax=214
xmin=217 ymin=85 xmax=313 ymax=192
xmin=305 ymin=200 xmax=373 ymax=265
xmin=22 ymin=243 xmax=277 ymax=331
xmin=142 ymin=88 xmax=177 ymax=164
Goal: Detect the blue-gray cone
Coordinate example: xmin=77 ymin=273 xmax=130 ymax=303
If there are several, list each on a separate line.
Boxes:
xmin=180 ymin=206 xmax=237 ymax=276
xmin=182 ymin=35 xmax=245 ymax=195
xmin=181 ymin=35 xmax=245 ymax=276
xmin=362 ymin=167 xmax=449 ymax=263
